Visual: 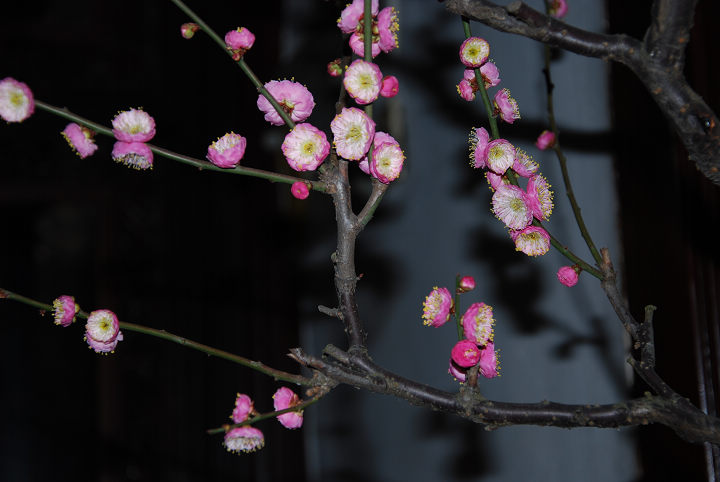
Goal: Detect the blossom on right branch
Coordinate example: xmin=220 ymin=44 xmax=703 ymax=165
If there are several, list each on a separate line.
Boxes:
xmin=422 ymin=287 xmax=453 ymax=327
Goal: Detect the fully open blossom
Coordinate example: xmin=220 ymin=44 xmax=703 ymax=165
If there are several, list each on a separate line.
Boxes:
xmin=225 ymin=27 xmax=255 ymax=60
xmin=231 ymin=393 xmax=254 ymax=423
xmin=557 ymin=265 xmax=580 ymax=287
xmin=330 ymin=107 xmax=375 ymax=161
xmin=61 ymin=123 xmax=98 ymax=159
xmin=479 ymin=342 xmax=500 ymax=378
xmin=257 ymin=80 xmax=315 ymax=126
xmin=327 ymin=59 xmax=343 ymax=77
xmin=85 ymin=309 xmax=123 ymax=354
xmin=224 ymin=426 xmax=265 ymax=454
xmin=112 ymin=141 xmax=153 ymax=170
xmin=512 ymin=149 xmax=539 ymax=178
xmin=462 ymin=302 xmax=494 ymax=345
xmin=549 ymin=0 xmax=568 ymax=18
xmin=337 ymin=0 xmax=379 ymax=33
xmin=0 ymin=77 xmax=34 ymax=123
xmin=180 ymin=23 xmax=199 ymax=39
xmin=469 ymin=127 xmax=490 ymax=169
xmin=457 ymin=78 xmax=475 ymax=102
xmin=344 ymin=60 xmax=383 ymax=105
xmin=449 ymin=359 xmax=467 ymax=383
xmin=207 ymin=132 xmax=246 ymax=168
xmin=493 ymin=88 xmax=520 ymax=124
xmin=451 ymin=339 xmax=481 ymax=368
xmin=282 ymin=123 xmax=330 ymax=171
xmin=53 ymin=295 xmax=79 ymax=327
xmin=526 ymin=174 xmax=554 ymax=221
xmin=273 ymin=387 xmax=303 ymax=429
xmin=459 ymin=37 xmax=490 ymax=68
xmin=511 ymin=225 xmax=550 ymax=257
xmin=485 ymin=139 xmax=516 ymax=175
xmin=380 ymin=75 xmax=399 ymax=98
xmin=291 ymin=181 xmax=310 ymax=200
xmin=422 ymin=286 xmax=453 ymax=327
xmin=492 ymin=184 xmax=532 ymax=230
xmin=369 ymin=139 xmax=404 ymax=184
xmin=458 ymin=275 xmax=476 ymax=293
xmin=536 ymin=130 xmax=556 ymax=150
xmin=348 ymin=32 xmax=382 ymax=58
xmin=377 ymin=6 xmax=400 ymax=53
xmin=112 ymin=108 xmax=155 ymax=142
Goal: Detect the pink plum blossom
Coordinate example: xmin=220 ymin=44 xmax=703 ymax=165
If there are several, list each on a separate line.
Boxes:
xmin=557 ymin=265 xmax=580 ymax=287
xmin=536 ymin=130 xmax=556 ymax=150
xmin=207 ymin=132 xmax=246 ymax=168
xmin=112 ymin=141 xmax=153 ymax=170
xmin=53 ymin=295 xmax=79 ymax=327
xmin=291 ymin=181 xmax=310 ymax=200
xmin=459 ymin=37 xmax=490 ymax=68
xmin=457 ymin=79 xmax=475 ymax=102
xmin=380 ymin=75 xmax=399 ymax=98
xmin=330 ymin=107 xmax=375 ymax=161
xmin=231 ymin=394 xmax=254 ymax=423
xmin=451 ymin=339 xmax=481 ymax=368
xmin=479 ymin=342 xmax=500 ymax=378
xmin=344 ymin=60 xmax=383 ymax=105
xmin=0 ymin=77 xmax=34 ymax=123
xmin=224 ymin=426 xmax=265 ymax=453
xmin=377 ymin=6 xmax=400 ymax=53
xmin=480 ymin=62 xmax=501 ymax=88
xmin=225 ymin=27 xmax=255 ymax=60
xmin=337 ymin=0 xmax=379 ymax=34
xmin=61 ymin=123 xmax=98 ymax=159
xmin=511 ymin=226 xmax=550 ymax=257
xmin=462 ymin=302 xmax=494 ymax=345
xmin=549 ymin=0 xmax=568 ymax=18
xmin=349 ymin=32 xmax=382 ymax=58
xmin=449 ymin=359 xmax=467 ymax=383
xmin=469 ymin=127 xmax=490 ymax=169
xmin=492 ymin=184 xmax=532 ymax=230
xmin=458 ymin=275 xmax=476 ymax=293
xmin=485 ymin=139 xmax=516 ymax=175
xmin=369 ymin=139 xmax=404 ymax=184
xmin=485 ymin=171 xmax=508 ymax=191
xmin=422 ymin=286 xmax=453 ymax=327
xmin=327 ymin=59 xmax=343 ymax=77
xmin=85 ymin=309 xmax=123 ymax=354
xmin=493 ymin=88 xmax=520 ymax=124
xmin=273 ymin=387 xmax=304 ymax=429
xmin=181 ymin=23 xmax=199 ymax=39
xmin=112 ymin=108 xmax=156 ymax=142
xmin=526 ymin=174 xmax=554 ymax=221
xmin=358 ymin=158 xmax=370 ymax=174
xmin=257 ymin=80 xmax=315 ymax=126
xmin=281 ymin=123 xmax=330 ymax=171
xmin=512 ymin=149 xmax=539 ymax=178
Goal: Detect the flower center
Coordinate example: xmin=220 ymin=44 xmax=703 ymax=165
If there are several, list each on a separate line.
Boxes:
xmin=10 ymin=92 xmax=24 ymax=107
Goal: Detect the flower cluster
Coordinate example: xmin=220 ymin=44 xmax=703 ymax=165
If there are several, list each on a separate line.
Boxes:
xmin=0 ymin=77 xmax=34 ymax=123
xmin=422 ymin=276 xmax=500 ymax=382
xmin=337 ymin=0 xmax=399 ymax=58
xmin=111 ymin=108 xmax=156 ymax=170
xmin=223 ymin=387 xmax=304 ymax=454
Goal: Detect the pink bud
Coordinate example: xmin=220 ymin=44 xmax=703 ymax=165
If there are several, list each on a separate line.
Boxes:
xmin=291 ymin=181 xmax=310 ymax=200
xmin=327 ymin=59 xmax=343 ymax=77
xmin=557 ymin=265 xmax=580 ymax=287
xmin=180 ymin=23 xmax=199 ymax=39
xmin=458 ymin=275 xmax=476 ymax=293
xmin=225 ymin=27 xmax=255 ymax=59
xmin=451 ymin=339 xmax=481 ymax=368
xmin=535 ymin=130 xmax=556 ymax=150
xmin=380 ymin=75 xmax=399 ymax=98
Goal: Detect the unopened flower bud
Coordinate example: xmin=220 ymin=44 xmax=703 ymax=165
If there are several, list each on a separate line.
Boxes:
xmin=380 ymin=75 xmax=399 ymax=98
xmin=535 ymin=130 xmax=556 ymax=150
xmin=291 ymin=181 xmax=310 ymax=200
xmin=451 ymin=339 xmax=481 ymax=368
xmin=457 ymin=275 xmax=476 ymax=293
xmin=557 ymin=265 xmax=580 ymax=287
xmin=327 ymin=59 xmax=343 ymax=77
xmin=181 ymin=23 xmax=199 ymax=39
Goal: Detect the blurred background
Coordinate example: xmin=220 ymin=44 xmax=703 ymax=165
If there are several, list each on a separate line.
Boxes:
xmin=1 ymin=0 xmax=719 ymax=481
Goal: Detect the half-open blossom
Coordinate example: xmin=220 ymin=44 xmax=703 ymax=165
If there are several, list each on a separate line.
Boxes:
xmin=344 ymin=60 xmax=383 ymax=105
xmin=337 ymin=0 xmax=379 ymax=33
xmin=327 ymin=59 xmax=343 ymax=77
xmin=282 ymin=123 xmax=330 ymax=171
xmin=257 ymin=80 xmax=315 ymax=126
xmin=207 ymin=132 xmax=246 ymax=168
xmin=369 ymin=140 xmax=404 ymax=184
xmin=377 ymin=6 xmax=400 ymax=53
xmin=112 ymin=108 xmax=156 ymax=142
xmin=526 ymin=174 xmax=554 ymax=221
xmin=480 ymin=62 xmax=501 ymax=88
xmin=349 ymin=32 xmax=382 ymax=58
xmin=380 ymin=75 xmax=399 ymax=98
xmin=225 ymin=27 xmax=255 ymax=60
xmin=273 ymin=387 xmax=303 ymax=429
xmin=181 ymin=23 xmax=199 ymax=39
xmin=511 ymin=225 xmax=550 ymax=256
xmin=85 ymin=309 xmax=123 ymax=354
xmin=358 ymin=158 xmax=370 ymax=174
xmin=458 ymin=275 xmax=476 ymax=293
xmin=224 ymin=426 xmax=265 ymax=454
xmin=492 ymin=184 xmax=532 ymax=230
xmin=485 ymin=171 xmax=508 ymax=191
xmin=422 ymin=286 xmax=453 ymax=327
xmin=512 ymin=149 xmax=539 ymax=178
xmin=53 ymin=295 xmax=79 ymax=327
xmin=112 ymin=141 xmax=153 ymax=170
xmin=0 ymin=77 xmax=34 ymax=123
xmin=485 ymin=139 xmax=516 ymax=175
xmin=549 ymin=0 xmax=568 ymax=18
xmin=469 ymin=127 xmax=490 ymax=169
xmin=457 ymin=79 xmax=475 ymax=102
xmin=451 ymin=339 xmax=481 ymax=368
xmin=291 ymin=181 xmax=310 ymax=200
xmin=61 ymin=123 xmax=98 ymax=159
xmin=479 ymin=342 xmax=500 ymax=378
xmin=493 ymin=88 xmax=520 ymax=124
xmin=231 ymin=394 xmax=254 ymax=423
xmin=330 ymin=107 xmax=375 ymax=161
xmin=557 ymin=265 xmax=580 ymax=287
xmin=459 ymin=37 xmax=490 ymax=68
xmin=536 ymin=130 xmax=556 ymax=150
xmin=462 ymin=302 xmax=494 ymax=345
xmin=449 ymin=359 xmax=467 ymax=383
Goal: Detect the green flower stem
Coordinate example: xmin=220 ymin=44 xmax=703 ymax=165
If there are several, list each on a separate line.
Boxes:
xmin=364 ymin=0 xmax=373 ymax=63
xmin=0 ymin=287 xmax=312 ymax=386
xmin=169 ymin=0 xmax=295 ymax=129
xmin=542 ymin=44 xmax=603 ymax=266
xmin=463 ymin=17 xmax=499 ymax=140
xmin=206 ymin=393 xmax=325 ymax=435
xmin=34 ymin=101 xmax=326 ymax=192
xmin=357 ymin=179 xmax=388 ymax=227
